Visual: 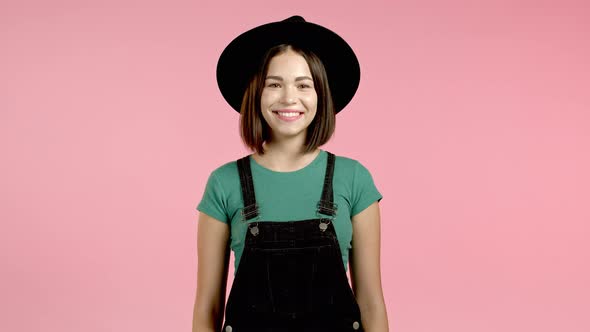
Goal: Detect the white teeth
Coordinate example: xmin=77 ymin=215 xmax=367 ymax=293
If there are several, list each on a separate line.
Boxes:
xmin=275 ymin=112 xmax=301 ymax=117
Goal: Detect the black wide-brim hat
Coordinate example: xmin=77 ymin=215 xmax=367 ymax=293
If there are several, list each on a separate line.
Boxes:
xmin=216 ymin=15 xmax=360 ymax=115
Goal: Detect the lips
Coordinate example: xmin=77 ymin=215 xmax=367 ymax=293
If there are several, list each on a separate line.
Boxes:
xmin=273 ymin=109 xmax=304 ymax=113
xmin=272 ymin=110 xmax=304 ymax=122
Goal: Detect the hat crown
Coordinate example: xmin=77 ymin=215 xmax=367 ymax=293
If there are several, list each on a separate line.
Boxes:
xmin=282 ymin=15 xmax=306 ymax=23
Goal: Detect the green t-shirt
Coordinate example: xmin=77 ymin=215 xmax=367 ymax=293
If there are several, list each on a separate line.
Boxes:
xmin=197 ymin=149 xmax=383 ymax=276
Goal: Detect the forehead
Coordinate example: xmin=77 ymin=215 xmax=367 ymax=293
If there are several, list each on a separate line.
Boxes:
xmin=266 ymin=50 xmax=311 ymax=76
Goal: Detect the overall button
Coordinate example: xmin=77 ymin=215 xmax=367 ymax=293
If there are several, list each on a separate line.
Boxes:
xmin=352 ymin=321 xmax=360 ymax=330
xmin=250 ymin=225 xmax=259 ymax=236
xmin=225 ymin=325 xmax=232 ymax=332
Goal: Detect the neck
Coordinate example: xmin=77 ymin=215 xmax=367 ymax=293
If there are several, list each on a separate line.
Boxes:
xmin=253 ymin=140 xmax=321 ymax=172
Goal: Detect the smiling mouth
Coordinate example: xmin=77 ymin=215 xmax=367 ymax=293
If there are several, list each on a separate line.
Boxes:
xmin=272 ymin=110 xmax=304 ymax=116
xmin=272 ymin=111 xmax=304 ymax=122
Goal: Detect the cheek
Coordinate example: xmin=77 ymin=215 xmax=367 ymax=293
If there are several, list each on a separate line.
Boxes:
xmin=304 ymin=96 xmax=318 ymax=110
xmin=261 ymin=92 xmax=279 ymax=106
xmin=260 ymin=90 xmax=271 ymax=100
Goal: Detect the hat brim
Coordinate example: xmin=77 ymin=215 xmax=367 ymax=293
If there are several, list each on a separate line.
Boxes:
xmin=216 ymin=18 xmax=360 ymax=114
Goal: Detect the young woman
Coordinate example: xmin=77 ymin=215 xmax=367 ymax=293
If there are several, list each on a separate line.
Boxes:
xmin=193 ymin=16 xmax=388 ymax=332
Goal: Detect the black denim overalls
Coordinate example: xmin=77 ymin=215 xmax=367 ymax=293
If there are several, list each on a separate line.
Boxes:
xmin=221 ymin=151 xmax=364 ymax=332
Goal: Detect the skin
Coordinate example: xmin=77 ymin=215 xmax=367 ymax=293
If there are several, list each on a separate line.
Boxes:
xmin=193 ymin=48 xmax=388 ymax=332
xmin=254 ymin=48 xmax=320 ymax=170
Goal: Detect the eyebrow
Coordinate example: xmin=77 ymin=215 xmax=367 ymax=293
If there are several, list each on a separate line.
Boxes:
xmin=265 ymin=75 xmax=313 ymax=82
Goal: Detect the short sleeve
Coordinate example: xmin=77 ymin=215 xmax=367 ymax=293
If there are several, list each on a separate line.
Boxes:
xmin=351 ymin=160 xmax=383 ymax=217
xmin=196 ymin=171 xmax=229 ymax=224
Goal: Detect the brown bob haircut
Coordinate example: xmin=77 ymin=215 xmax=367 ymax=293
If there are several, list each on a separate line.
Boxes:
xmin=239 ymin=44 xmax=336 ymax=155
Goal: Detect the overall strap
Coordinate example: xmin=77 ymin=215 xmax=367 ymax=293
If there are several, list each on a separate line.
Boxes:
xmin=317 ymin=151 xmax=338 ymax=218
xmin=236 ymin=150 xmax=338 ymax=222
xmin=237 ymin=155 xmax=260 ymax=222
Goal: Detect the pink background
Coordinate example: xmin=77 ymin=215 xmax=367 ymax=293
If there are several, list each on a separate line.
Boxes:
xmin=1 ymin=0 xmax=589 ymax=331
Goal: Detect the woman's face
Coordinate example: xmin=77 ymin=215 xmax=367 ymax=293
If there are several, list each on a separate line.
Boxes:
xmin=260 ymin=49 xmax=318 ymax=142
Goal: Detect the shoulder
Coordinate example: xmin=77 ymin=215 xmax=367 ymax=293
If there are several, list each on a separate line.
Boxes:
xmin=331 ymin=152 xmax=379 ymax=185
xmin=206 ymin=156 xmax=245 ymax=186
xmin=211 ymin=158 xmax=238 ymax=179
xmin=332 ymin=152 xmax=362 ymax=172
xmin=209 ymin=159 xmax=238 ymax=176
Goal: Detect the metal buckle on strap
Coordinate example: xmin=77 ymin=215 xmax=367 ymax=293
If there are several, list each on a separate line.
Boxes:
xmin=316 ymin=200 xmax=337 ymax=232
xmin=316 ymin=200 xmax=338 ymax=217
xmin=240 ymin=203 xmax=260 ymax=223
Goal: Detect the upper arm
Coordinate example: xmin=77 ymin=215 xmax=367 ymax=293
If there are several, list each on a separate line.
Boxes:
xmin=350 ymin=160 xmax=383 ymax=218
xmin=349 ymin=201 xmax=386 ymax=309
xmin=193 ymin=212 xmax=230 ymax=331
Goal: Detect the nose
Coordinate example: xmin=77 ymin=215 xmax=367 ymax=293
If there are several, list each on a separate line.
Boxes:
xmin=280 ymin=85 xmax=296 ymax=104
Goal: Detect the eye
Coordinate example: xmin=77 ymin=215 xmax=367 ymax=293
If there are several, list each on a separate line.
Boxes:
xmin=267 ymin=83 xmax=280 ymax=88
xmin=299 ymin=84 xmax=312 ymax=89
